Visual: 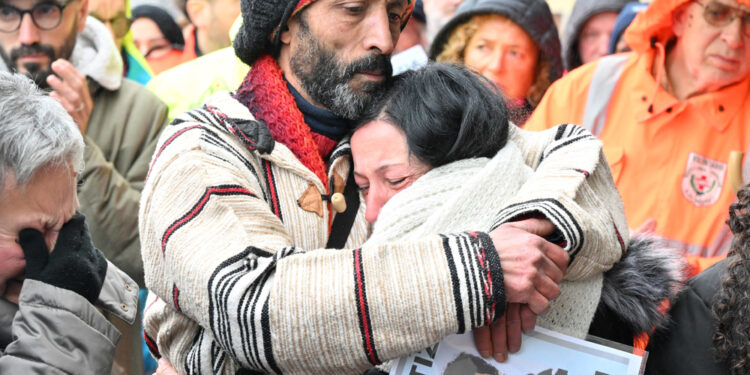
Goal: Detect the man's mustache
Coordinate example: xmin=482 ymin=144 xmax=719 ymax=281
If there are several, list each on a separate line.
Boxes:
xmin=10 ymin=43 xmax=55 ymax=64
xmin=344 ymin=53 xmax=393 ymax=79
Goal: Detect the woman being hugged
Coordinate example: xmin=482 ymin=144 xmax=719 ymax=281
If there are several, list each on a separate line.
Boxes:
xmin=351 ymin=63 xmax=683 ymax=365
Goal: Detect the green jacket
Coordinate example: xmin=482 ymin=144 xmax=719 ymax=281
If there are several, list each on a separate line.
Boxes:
xmin=79 ymin=78 xmax=168 ymax=287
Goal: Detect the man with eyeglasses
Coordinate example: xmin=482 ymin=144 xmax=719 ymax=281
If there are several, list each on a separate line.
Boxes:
xmin=0 ymin=0 xmax=168 ymax=373
xmin=526 ymin=0 xmax=750 ymax=275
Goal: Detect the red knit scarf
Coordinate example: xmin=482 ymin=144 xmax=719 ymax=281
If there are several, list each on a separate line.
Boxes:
xmin=234 ymin=55 xmax=329 ymax=188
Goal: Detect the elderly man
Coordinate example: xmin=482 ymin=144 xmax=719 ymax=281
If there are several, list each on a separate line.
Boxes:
xmin=0 ymin=71 xmax=138 ymax=373
xmin=0 ymin=1 xmax=168 ymax=372
xmin=140 ymin=0 xmax=635 ymax=373
xmin=526 ymin=0 xmax=750 ymax=271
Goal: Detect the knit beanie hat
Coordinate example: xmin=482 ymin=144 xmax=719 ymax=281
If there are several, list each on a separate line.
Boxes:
xmin=234 ymin=0 xmax=415 ymax=66
xmin=131 ymin=4 xmax=185 ymax=49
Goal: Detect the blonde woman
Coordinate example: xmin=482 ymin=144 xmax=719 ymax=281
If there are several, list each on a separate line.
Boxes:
xmin=428 ymin=0 xmax=562 ymax=125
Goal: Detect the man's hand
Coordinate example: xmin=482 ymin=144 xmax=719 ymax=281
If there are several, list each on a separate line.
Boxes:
xmin=474 ymin=303 xmax=537 ymax=362
xmin=46 ymin=59 xmax=93 ymax=134
xmin=18 ymin=213 xmax=107 ymax=304
xmin=489 ymin=218 xmax=568 ymax=314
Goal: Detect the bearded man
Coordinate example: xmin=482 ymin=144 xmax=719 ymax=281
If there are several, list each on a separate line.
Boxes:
xmin=139 ymin=0 xmax=638 ymax=373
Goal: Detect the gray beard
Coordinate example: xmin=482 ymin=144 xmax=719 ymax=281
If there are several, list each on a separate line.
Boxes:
xmin=289 ymin=17 xmax=391 ymax=120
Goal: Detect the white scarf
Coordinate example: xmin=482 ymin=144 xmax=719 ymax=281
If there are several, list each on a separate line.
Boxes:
xmin=368 ymin=140 xmax=603 ymax=339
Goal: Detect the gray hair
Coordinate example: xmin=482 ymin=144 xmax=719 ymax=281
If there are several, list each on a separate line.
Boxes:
xmin=0 ymin=71 xmax=84 ymax=194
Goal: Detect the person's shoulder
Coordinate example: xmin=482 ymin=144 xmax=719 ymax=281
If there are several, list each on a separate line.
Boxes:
xmin=684 ymin=258 xmax=728 ymax=306
xmin=117 ymin=78 xmax=167 ymax=108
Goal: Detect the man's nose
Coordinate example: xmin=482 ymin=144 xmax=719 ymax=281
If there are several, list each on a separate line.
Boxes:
xmin=17 ymin=14 xmax=41 ymax=45
xmin=363 ymin=8 xmax=396 ymax=55
xmin=721 ymin=15 xmax=745 ymax=49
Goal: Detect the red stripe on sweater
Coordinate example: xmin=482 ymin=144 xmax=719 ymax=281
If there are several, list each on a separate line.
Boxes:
xmin=354 ymin=248 xmax=379 ymax=364
xmin=143 ymin=331 xmax=161 ymax=358
xmin=161 ymin=186 xmax=257 ymax=258
xmin=263 ymin=160 xmax=282 ymax=219
xmin=172 ymin=284 xmax=181 ymax=312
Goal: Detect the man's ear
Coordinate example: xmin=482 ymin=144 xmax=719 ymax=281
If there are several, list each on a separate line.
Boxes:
xmin=77 ymin=0 xmax=89 ymax=33
xmin=186 ymin=0 xmax=209 ymax=29
xmin=280 ymin=18 xmax=295 ymax=45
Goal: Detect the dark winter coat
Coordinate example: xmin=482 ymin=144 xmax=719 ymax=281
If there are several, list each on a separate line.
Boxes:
xmin=428 ymin=0 xmax=563 ymax=86
xmin=562 ymin=0 xmax=630 ymax=70
xmin=645 ymin=259 xmax=732 ymax=375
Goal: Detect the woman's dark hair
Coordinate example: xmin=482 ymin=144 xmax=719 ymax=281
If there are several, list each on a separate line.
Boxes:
xmin=712 ymin=183 xmax=750 ymax=374
xmin=356 ymin=63 xmax=510 ymax=168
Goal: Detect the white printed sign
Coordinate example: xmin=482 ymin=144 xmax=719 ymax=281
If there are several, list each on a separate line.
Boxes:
xmin=390 ymin=327 xmax=645 ymax=375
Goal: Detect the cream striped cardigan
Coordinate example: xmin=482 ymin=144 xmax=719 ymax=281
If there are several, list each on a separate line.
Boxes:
xmin=140 ymin=92 xmax=627 ymax=374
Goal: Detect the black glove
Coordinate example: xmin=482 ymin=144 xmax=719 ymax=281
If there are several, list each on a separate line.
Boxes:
xmin=18 ymin=213 xmax=108 ymax=304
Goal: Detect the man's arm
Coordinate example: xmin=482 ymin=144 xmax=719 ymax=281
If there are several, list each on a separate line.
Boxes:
xmin=142 ymin=147 xmax=505 ymax=374
xmin=140 ymin=124 xmax=565 ymax=374
xmin=500 ymin=124 xmax=628 ymax=280
xmin=475 ymin=124 xmax=628 ymax=361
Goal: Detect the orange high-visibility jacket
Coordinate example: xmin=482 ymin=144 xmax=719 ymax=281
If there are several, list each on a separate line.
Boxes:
xmin=525 ymin=0 xmax=750 ymax=261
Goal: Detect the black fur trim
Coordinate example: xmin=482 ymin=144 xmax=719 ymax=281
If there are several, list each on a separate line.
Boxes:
xmin=589 ymin=235 xmax=686 ymax=344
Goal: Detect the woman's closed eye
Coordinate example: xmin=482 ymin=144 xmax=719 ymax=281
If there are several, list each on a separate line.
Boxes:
xmin=388 ymin=177 xmax=407 ymax=186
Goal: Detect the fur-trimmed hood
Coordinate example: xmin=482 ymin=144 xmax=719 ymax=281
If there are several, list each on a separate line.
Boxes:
xmin=71 ymin=16 xmax=123 ymax=91
xmin=592 ymin=235 xmax=687 ymax=343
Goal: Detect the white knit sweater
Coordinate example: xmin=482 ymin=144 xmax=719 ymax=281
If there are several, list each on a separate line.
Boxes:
xmin=368 ymin=128 xmax=626 ymax=338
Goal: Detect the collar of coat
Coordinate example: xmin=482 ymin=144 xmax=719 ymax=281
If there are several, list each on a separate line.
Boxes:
xmin=233 ymin=54 xmax=330 ymax=186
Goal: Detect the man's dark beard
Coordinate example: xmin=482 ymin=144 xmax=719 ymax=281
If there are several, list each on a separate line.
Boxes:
xmin=0 ymin=31 xmax=77 ymax=88
xmin=290 ymin=16 xmax=393 ymax=120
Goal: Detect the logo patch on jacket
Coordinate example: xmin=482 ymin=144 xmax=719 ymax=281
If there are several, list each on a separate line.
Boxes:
xmin=681 ymin=152 xmax=726 ymax=206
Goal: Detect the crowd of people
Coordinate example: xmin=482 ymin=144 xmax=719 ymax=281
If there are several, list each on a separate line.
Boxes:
xmin=0 ymin=0 xmax=748 ymax=374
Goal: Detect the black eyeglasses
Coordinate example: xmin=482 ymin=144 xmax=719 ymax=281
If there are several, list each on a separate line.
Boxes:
xmin=0 ymin=0 xmax=74 ymax=33
xmin=694 ymin=0 xmax=750 ymax=36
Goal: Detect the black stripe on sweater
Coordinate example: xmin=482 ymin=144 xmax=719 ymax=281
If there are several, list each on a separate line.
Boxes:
xmin=441 ymin=235 xmax=465 ymax=333
xmin=541 ymin=134 xmax=595 ymax=163
xmin=201 ymin=130 xmax=265 ymax=199
xmin=353 ymin=248 xmax=380 ymax=365
xmin=493 ymin=199 xmax=584 ymax=262
xmin=262 ymin=160 xmax=283 ymax=222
